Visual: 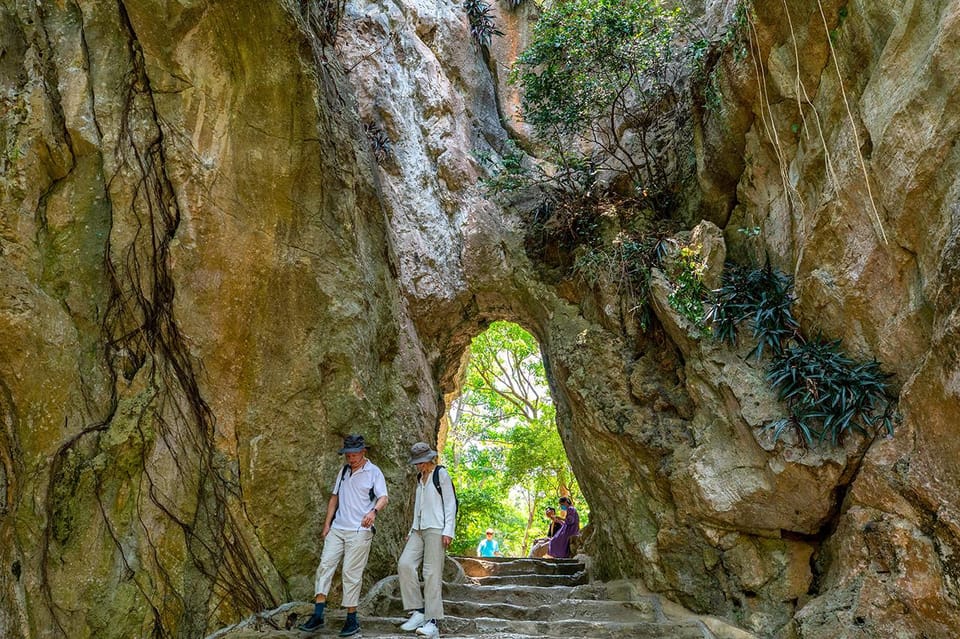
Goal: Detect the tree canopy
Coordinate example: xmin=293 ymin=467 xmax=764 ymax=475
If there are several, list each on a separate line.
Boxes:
xmin=508 ymin=0 xmax=695 ymax=207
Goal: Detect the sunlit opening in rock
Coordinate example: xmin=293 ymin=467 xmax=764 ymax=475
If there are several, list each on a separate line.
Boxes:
xmin=440 ymin=321 xmax=589 ymax=558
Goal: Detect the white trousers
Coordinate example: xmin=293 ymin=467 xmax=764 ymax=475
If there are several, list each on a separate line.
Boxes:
xmin=314 ymin=527 xmax=374 ymax=607
xmin=397 ymin=528 xmax=445 ymax=620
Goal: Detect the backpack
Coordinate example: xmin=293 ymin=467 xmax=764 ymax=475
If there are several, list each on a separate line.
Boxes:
xmin=418 ymin=465 xmax=459 ymax=523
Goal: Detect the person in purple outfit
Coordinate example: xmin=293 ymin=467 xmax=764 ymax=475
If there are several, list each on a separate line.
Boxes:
xmin=547 ymin=496 xmax=580 ymax=558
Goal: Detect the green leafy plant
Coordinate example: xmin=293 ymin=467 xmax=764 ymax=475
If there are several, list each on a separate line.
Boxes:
xmin=363 ymin=121 xmax=392 ymax=164
xmin=667 ymin=245 xmax=708 ymax=325
xmin=477 ymin=139 xmax=530 ymax=195
xmin=572 ymin=221 xmax=679 ymax=330
xmin=705 ymin=261 xmax=798 ymax=359
xmin=464 ymin=0 xmax=504 ymax=46
xmin=510 ymin=0 xmax=697 ymax=212
xmin=766 ymin=338 xmax=896 ymax=446
xmin=298 ymin=0 xmax=346 ymax=46
xmin=706 ymin=262 xmax=896 ymax=446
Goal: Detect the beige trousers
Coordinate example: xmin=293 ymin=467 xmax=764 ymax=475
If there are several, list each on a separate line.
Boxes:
xmin=397 ymin=528 xmax=445 ymax=620
xmin=314 ymin=527 xmax=374 ymax=607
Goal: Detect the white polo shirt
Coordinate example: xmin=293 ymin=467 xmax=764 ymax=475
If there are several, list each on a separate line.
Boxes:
xmin=331 ymin=459 xmax=388 ymax=531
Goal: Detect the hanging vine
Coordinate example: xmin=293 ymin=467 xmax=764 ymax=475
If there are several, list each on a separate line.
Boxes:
xmin=38 ymin=3 xmax=278 ymax=636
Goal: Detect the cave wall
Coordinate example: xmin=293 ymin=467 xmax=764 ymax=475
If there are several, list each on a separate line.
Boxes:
xmin=1 ymin=1 xmax=434 ymax=636
xmin=708 ymin=0 xmax=960 ymax=636
xmin=1 ymin=0 xmax=959 ymax=637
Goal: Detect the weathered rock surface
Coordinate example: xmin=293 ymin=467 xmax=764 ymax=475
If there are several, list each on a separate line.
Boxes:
xmin=2 ymin=0 xmax=960 ymax=637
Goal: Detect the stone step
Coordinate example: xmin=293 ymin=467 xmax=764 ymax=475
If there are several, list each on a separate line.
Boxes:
xmin=375 ymin=614 xmax=707 ymax=639
xmin=442 ymin=582 xmax=601 ymax=606
xmin=440 ymin=596 xmax=663 ymax=623
xmin=269 ymin=612 xmax=709 ymax=639
xmin=469 ymin=572 xmax=588 ymax=587
xmin=458 ymin=556 xmax=584 ymax=577
xmin=378 ymin=591 xmax=661 ymax=623
xmin=213 ymin=598 xmax=752 ymax=639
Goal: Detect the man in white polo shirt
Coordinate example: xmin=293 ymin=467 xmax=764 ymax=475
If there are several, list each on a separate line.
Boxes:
xmin=299 ymin=434 xmax=388 ymax=637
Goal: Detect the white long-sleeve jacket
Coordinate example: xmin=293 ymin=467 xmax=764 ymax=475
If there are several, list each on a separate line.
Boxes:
xmin=410 ymin=465 xmax=457 ymax=539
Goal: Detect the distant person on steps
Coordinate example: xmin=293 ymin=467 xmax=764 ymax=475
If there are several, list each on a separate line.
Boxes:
xmin=547 ymin=496 xmax=580 ymax=559
xmin=477 ymin=528 xmax=501 ymax=557
xmin=529 ymin=506 xmax=561 ymax=557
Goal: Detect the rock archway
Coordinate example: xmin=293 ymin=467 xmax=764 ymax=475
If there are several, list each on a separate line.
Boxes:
xmin=4 ymin=1 xmax=960 ymax=638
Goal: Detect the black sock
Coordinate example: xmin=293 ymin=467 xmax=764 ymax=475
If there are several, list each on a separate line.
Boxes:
xmin=346 ymin=611 xmax=357 ymax=622
xmin=313 ymin=602 xmax=325 ymax=619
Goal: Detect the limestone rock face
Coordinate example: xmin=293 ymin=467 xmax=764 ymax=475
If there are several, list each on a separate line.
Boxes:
xmin=695 ymin=0 xmax=960 ymax=635
xmin=1 ymin=1 xmax=429 ymax=636
xmin=3 ymin=0 xmax=960 ymax=638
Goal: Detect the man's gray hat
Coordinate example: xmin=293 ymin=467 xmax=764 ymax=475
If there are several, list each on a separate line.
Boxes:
xmin=408 ymin=441 xmax=438 ymax=464
xmin=339 ymin=434 xmax=367 ymax=454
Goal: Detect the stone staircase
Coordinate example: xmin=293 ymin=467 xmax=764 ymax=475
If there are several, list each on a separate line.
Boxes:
xmin=209 ymin=556 xmax=758 ymax=639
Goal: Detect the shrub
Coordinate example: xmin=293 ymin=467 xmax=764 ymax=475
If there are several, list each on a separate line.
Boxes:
xmin=667 ymin=246 xmax=708 ymax=325
xmin=705 ymin=261 xmax=798 ymax=359
xmin=766 ymin=338 xmax=896 ymax=446
xmin=510 ymin=0 xmax=696 ymax=210
xmin=571 ymin=221 xmax=680 ymax=330
xmin=464 ymin=0 xmax=504 ymax=46
xmin=706 ymin=262 xmax=896 ymax=446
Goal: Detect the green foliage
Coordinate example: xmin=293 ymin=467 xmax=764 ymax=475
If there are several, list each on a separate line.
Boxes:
xmin=520 ymin=194 xmax=604 ymax=269
xmin=464 ymin=0 xmax=504 ymax=46
xmin=704 ymin=261 xmax=798 ymax=359
xmin=446 ymin=322 xmax=585 ymax=555
xmin=512 ymin=0 xmax=686 ymax=136
xmin=666 ymin=245 xmax=708 ymax=325
xmin=766 ymin=338 xmax=896 ymax=446
xmin=706 ymin=262 xmax=896 ymax=446
xmin=727 ymin=0 xmax=752 ymax=62
xmin=299 ymin=0 xmax=346 ymax=46
xmin=571 ymin=217 xmax=679 ymax=330
xmin=363 ymin=121 xmax=392 ymax=164
xmin=829 ymin=5 xmax=849 ymax=44
xmin=509 ymin=0 xmax=697 ymax=210
xmin=477 ymin=140 xmax=529 ymax=195
xmin=573 ymin=234 xmax=650 ymax=293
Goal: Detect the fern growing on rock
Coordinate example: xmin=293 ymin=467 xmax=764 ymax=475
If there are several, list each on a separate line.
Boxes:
xmin=707 ymin=262 xmax=897 ymax=446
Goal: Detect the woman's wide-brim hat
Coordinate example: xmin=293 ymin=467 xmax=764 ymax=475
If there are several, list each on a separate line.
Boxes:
xmin=408 ymin=441 xmax=438 ymax=464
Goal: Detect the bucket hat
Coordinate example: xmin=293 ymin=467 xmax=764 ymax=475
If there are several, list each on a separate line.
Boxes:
xmin=338 ymin=434 xmax=368 ymax=454
xmin=408 ymin=441 xmax=438 ymax=464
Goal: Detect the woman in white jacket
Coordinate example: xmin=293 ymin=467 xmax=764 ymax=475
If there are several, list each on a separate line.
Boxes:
xmin=397 ymin=442 xmax=457 ymax=639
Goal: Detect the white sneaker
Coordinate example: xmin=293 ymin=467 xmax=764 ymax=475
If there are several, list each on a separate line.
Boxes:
xmin=416 ymin=620 xmax=439 ymax=638
xmin=400 ymin=611 xmax=425 ymax=632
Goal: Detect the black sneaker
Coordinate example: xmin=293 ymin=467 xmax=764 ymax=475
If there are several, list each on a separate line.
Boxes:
xmin=297 ymin=613 xmax=325 ymax=634
xmin=339 ymin=615 xmax=361 ymax=637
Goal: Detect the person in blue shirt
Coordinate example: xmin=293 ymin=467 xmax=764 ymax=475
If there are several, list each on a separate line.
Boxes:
xmin=477 ymin=528 xmax=501 ymax=557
